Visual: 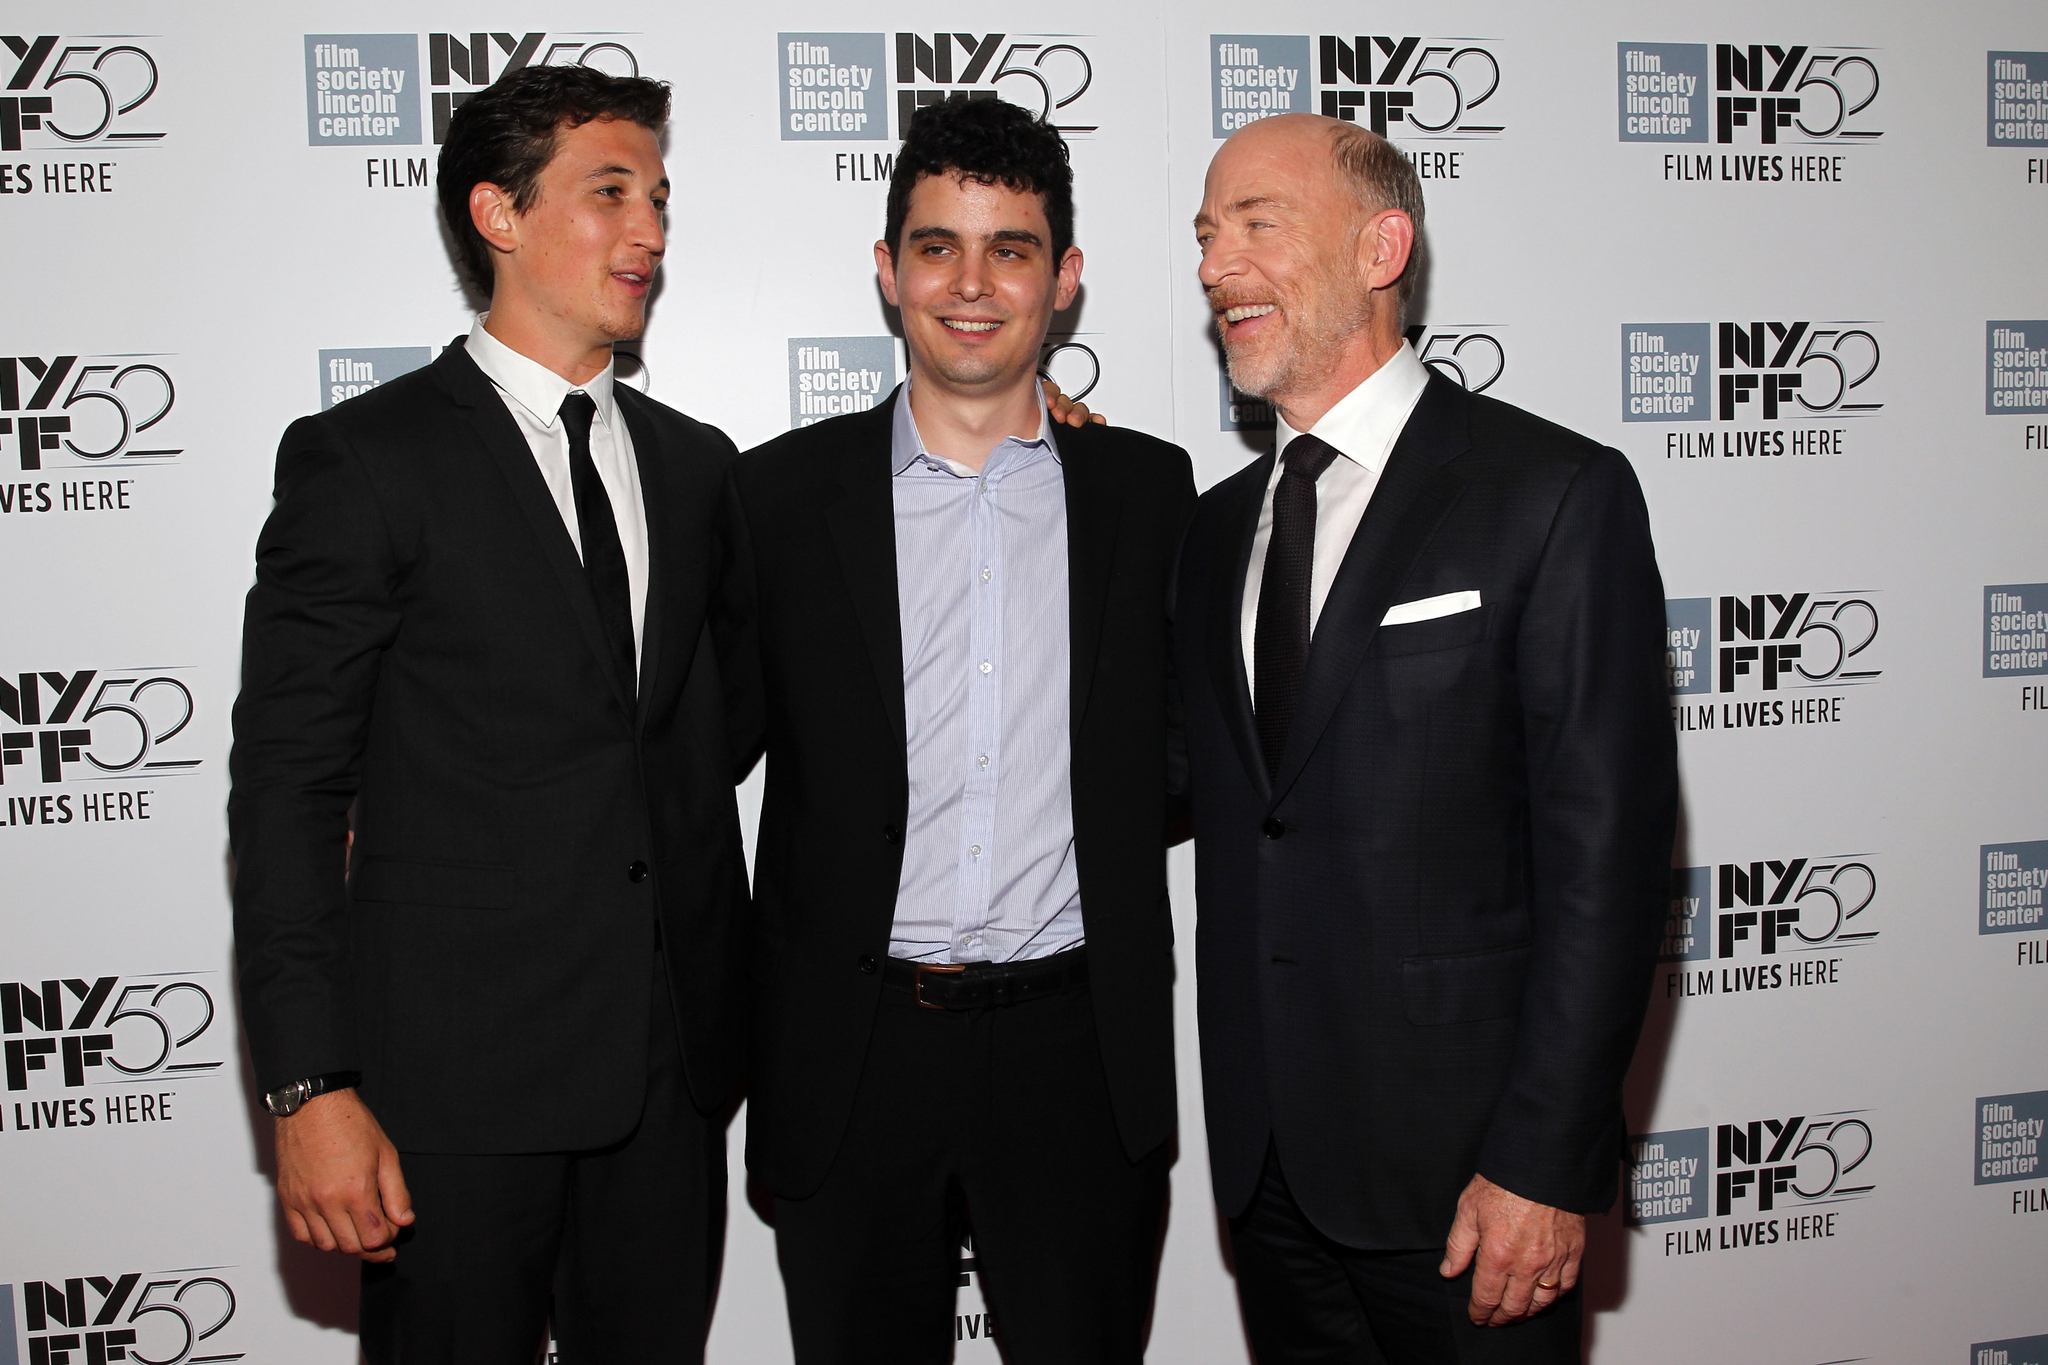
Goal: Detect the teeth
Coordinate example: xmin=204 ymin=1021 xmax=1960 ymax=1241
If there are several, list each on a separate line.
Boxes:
xmin=943 ymin=319 xmax=1001 ymax=332
xmin=1223 ymin=304 xmax=1277 ymax=324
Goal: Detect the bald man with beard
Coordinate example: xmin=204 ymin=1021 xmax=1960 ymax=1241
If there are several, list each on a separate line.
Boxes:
xmin=1171 ymin=114 xmax=1677 ymax=1363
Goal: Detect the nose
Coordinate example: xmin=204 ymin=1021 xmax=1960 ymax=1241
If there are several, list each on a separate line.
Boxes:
xmin=953 ymin=249 xmax=990 ymax=301
xmin=631 ymin=193 xmax=666 ymax=260
xmin=1197 ymin=226 xmax=1237 ymax=291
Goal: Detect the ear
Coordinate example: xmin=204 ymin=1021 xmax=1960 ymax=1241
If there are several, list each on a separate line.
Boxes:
xmin=1359 ymin=207 xmax=1415 ymax=298
xmin=874 ymin=238 xmax=900 ymax=308
xmin=1052 ymin=246 xmax=1084 ymax=313
xmin=470 ymin=181 xmax=521 ymax=257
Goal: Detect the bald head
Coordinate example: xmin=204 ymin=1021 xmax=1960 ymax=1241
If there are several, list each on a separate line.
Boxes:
xmin=1195 ymin=114 xmax=1422 ymax=429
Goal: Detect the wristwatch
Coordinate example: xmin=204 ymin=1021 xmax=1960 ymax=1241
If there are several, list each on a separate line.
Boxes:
xmin=264 ymin=1071 xmax=362 ymax=1117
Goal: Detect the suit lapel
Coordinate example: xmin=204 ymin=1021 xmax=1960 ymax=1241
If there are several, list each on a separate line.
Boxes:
xmin=432 ymin=338 xmax=637 ymax=719
xmin=1207 ymin=454 xmax=1275 ymax=799
xmin=1270 ymin=374 xmax=1471 ymax=803
xmin=824 ymin=396 xmax=908 ymax=752
xmin=617 ymin=388 xmax=685 ymax=730
xmin=1060 ymin=422 xmax=1123 ymax=733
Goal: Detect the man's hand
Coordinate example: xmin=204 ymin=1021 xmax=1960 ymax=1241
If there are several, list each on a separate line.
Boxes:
xmin=1438 ymin=1173 xmax=1585 ymax=1326
xmin=1041 ymin=377 xmax=1107 ymax=427
xmin=274 ymin=1087 xmax=414 ymax=1262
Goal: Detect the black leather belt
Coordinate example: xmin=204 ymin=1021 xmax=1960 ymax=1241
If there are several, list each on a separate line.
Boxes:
xmin=883 ymin=946 xmax=1089 ymax=1011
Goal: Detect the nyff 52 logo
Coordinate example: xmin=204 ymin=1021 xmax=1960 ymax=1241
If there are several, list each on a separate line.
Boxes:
xmin=4 ymin=973 xmax=221 ymax=1095
xmin=1210 ymin=34 xmax=1501 ymax=139
xmin=1623 ymin=322 xmax=1881 ymax=423
xmin=779 ymin=32 xmax=1097 ymax=142
xmin=1664 ymin=855 xmax=1877 ymax=963
xmin=306 ymin=32 xmax=639 ymax=147
xmin=0 ymin=669 xmax=199 ymax=785
xmin=1 ymin=354 xmax=180 ymax=470
xmin=1 ymin=36 xmax=164 ymax=152
xmin=5 ymin=1270 xmax=243 ymax=1365
xmin=1618 ymin=42 xmax=1879 ymax=145
xmin=1666 ymin=593 xmax=1882 ymax=695
xmin=1629 ymin=1110 xmax=1874 ymax=1234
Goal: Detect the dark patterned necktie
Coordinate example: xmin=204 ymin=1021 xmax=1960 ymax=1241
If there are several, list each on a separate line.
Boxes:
xmin=1254 ymin=433 xmax=1341 ymax=779
xmin=558 ymin=392 xmax=637 ymax=700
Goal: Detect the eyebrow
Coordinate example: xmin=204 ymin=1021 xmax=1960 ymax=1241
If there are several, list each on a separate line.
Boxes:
xmin=1193 ymin=194 xmax=1288 ymax=228
xmin=906 ymin=225 xmax=1043 ymax=248
xmin=587 ymin=165 xmax=671 ymax=191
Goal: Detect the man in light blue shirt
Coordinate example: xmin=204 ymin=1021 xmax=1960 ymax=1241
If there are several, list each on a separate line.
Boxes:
xmin=887 ymin=388 xmax=1084 ymax=965
xmin=716 ymin=96 xmax=1196 ymax=1363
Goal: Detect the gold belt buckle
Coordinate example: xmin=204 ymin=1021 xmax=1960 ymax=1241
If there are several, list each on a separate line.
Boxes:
xmin=914 ymin=962 xmax=967 ymax=1010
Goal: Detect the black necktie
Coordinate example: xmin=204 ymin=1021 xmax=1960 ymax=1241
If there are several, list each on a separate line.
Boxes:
xmin=558 ymin=392 xmax=637 ymax=701
xmin=1254 ymin=433 xmax=1341 ymax=779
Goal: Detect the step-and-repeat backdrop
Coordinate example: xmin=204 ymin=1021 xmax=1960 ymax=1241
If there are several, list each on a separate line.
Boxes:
xmin=4 ymin=1 xmax=2044 ymax=1361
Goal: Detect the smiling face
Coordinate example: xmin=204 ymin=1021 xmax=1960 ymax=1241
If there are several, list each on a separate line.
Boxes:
xmin=1194 ymin=116 xmax=1380 ymax=405
xmin=877 ymin=171 xmax=1081 ymax=400
xmin=472 ymin=115 xmax=668 ymax=374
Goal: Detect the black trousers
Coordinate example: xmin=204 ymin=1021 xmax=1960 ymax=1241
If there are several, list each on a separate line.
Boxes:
xmin=359 ymin=954 xmax=725 ymax=1365
xmin=1230 ymin=1145 xmax=1580 ymax=1365
xmin=773 ymin=966 xmax=1170 ymax=1365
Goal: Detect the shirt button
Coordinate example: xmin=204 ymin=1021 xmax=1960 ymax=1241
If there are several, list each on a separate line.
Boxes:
xmin=969 ymin=844 xmax=982 ymax=858
xmin=627 ymin=860 xmax=650 ymax=882
xmin=977 ymin=754 xmax=990 ymax=769
xmin=981 ymin=566 xmax=993 ymax=581
xmin=980 ymin=661 xmax=992 ymax=674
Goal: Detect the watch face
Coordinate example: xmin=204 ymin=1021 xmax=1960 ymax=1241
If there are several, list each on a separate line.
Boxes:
xmin=268 ymin=1080 xmax=309 ymax=1116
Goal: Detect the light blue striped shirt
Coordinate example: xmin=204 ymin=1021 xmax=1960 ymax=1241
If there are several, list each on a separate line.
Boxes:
xmin=888 ymin=385 xmax=1083 ymax=964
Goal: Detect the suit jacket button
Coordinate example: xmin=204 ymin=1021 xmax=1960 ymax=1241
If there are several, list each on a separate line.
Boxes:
xmin=1261 ymin=818 xmax=1286 ymax=840
xmin=882 ymin=824 xmax=902 ymax=845
xmin=858 ymin=955 xmax=878 ymax=974
xmin=627 ymin=860 xmax=649 ymax=883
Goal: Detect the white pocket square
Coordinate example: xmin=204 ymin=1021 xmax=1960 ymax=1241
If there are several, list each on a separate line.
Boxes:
xmin=1380 ymin=590 xmax=1482 ymax=627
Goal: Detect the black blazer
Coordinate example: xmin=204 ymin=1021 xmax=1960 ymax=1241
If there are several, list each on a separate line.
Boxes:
xmin=1173 ymin=373 xmax=1677 ymax=1248
xmin=715 ymin=391 xmax=1197 ymax=1199
xmin=230 ymin=338 xmax=748 ymax=1153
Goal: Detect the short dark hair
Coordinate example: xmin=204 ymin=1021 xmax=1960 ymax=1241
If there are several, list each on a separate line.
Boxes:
xmin=436 ymin=64 xmax=671 ymax=296
xmin=884 ymin=97 xmax=1074 ymax=266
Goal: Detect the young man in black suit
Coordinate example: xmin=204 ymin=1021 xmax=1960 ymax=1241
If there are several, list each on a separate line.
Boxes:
xmin=1175 ymin=114 xmax=1678 ymax=1361
xmin=715 ymin=98 xmax=1195 ymax=1363
xmin=230 ymin=67 xmax=749 ymax=1363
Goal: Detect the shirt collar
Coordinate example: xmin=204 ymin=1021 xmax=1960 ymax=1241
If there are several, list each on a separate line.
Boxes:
xmin=466 ymin=316 xmax=619 ymax=434
xmin=889 ymin=380 xmax=1058 ymax=478
xmin=1272 ymin=340 xmax=1429 ymax=475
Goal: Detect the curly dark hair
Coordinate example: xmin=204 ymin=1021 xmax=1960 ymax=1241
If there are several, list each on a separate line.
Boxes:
xmin=436 ymin=64 xmax=670 ymax=296
xmin=884 ymin=96 xmax=1074 ymax=267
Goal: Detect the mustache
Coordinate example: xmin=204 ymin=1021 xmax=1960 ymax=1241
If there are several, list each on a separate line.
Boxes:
xmin=1207 ymin=287 xmax=1276 ymax=315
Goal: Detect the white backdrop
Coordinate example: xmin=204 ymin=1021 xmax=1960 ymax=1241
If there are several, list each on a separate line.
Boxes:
xmin=4 ymin=2 xmax=2046 ymax=1362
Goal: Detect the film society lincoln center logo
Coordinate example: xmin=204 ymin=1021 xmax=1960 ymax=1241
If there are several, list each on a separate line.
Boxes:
xmin=1627 ymin=1110 xmax=1874 ymax=1256
xmin=305 ymin=32 xmax=641 ymax=148
xmin=779 ymin=32 xmax=1099 ymax=143
xmin=1209 ymin=34 xmax=1502 ymax=142
xmin=1617 ymin=41 xmax=1880 ymax=145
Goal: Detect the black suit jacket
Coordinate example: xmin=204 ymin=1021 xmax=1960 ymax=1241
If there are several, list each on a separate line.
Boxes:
xmin=1173 ymin=373 xmax=1677 ymax=1248
xmin=715 ymin=392 xmax=1197 ymax=1199
xmin=230 ymin=338 xmax=748 ymax=1153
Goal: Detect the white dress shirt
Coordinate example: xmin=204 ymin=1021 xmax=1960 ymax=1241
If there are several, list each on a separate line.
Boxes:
xmin=1241 ymin=341 xmax=1431 ymax=698
xmin=466 ymin=318 xmax=649 ymax=664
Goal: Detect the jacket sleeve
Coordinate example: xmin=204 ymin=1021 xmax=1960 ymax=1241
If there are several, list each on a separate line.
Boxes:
xmin=228 ymin=416 xmax=403 ymax=1096
xmin=1163 ymin=451 xmax=1199 ymax=846
xmin=1475 ymin=446 xmax=1678 ymax=1213
xmin=711 ymin=465 xmax=767 ymax=783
